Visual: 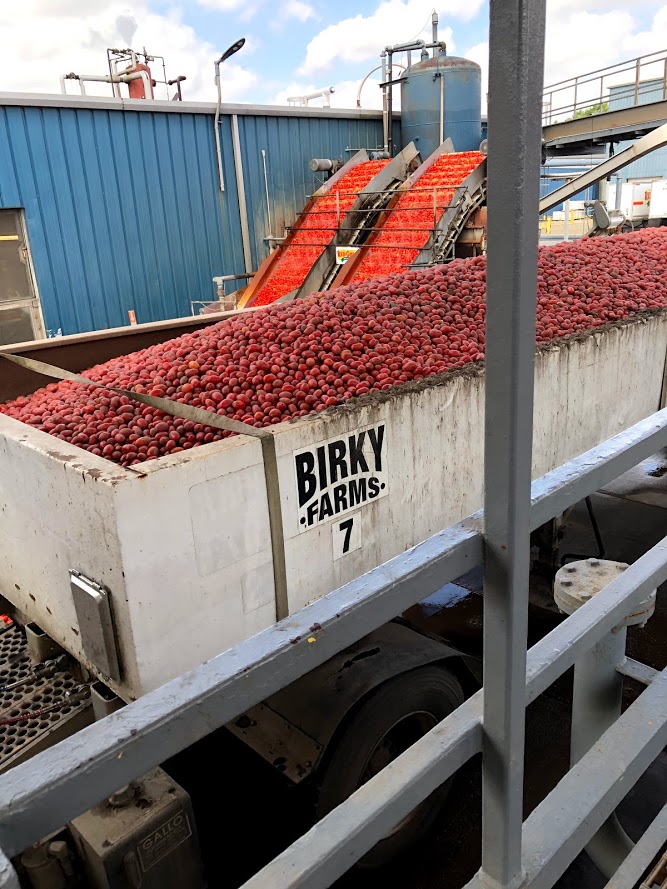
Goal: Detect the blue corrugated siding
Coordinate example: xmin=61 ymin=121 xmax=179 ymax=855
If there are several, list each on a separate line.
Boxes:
xmin=238 ymin=114 xmax=391 ymax=271
xmin=0 ymin=103 xmax=388 ymax=336
xmin=540 ymin=160 xmax=600 ymax=213
xmin=607 ymin=80 xmax=667 ymax=182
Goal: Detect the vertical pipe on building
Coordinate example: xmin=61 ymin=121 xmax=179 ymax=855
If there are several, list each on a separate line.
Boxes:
xmin=262 ymin=149 xmax=274 ymax=243
xmin=231 ymin=114 xmax=253 ymax=275
xmin=482 ymin=1 xmax=546 ymax=888
xmin=439 ymin=70 xmax=445 ymax=145
xmin=381 ymin=52 xmax=389 ymax=155
xmin=387 ymin=50 xmax=394 ymax=157
xmin=432 ymin=11 xmax=439 ymax=55
xmin=214 ymin=61 xmax=226 ymax=194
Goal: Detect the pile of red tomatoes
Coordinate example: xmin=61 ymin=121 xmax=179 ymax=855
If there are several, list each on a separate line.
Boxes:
xmin=2 ymin=228 xmax=666 ymax=467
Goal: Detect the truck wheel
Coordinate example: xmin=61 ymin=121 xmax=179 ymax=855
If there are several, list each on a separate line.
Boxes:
xmin=314 ymin=665 xmax=464 ymax=869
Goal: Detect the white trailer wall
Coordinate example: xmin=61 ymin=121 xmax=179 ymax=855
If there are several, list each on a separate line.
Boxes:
xmin=1 ymin=313 xmax=665 ymax=698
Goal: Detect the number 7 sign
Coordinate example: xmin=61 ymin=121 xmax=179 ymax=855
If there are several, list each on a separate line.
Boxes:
xmin=332 ymin=513 xmax=362 ymax=561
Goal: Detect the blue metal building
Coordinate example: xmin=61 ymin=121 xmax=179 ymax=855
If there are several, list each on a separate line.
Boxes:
xmin=540 ymin=156 xmax=603 ymax=214
xmin=607 ymin=79 xmax=667 ymax=200
xmin=0 ymin=94 xmax=393 ymax=340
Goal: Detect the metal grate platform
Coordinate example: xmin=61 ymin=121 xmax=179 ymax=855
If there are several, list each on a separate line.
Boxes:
xmin=0 ymin=623 xmax=93 ymax=773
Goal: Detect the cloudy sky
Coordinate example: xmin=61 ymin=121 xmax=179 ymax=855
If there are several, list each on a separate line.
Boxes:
xmin=0 ymin=0 xmax=665 ymax=110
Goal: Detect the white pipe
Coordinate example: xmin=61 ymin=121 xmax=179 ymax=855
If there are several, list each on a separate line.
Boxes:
xmin=262 ymin=149 xmax=273 ymax=243
xmin=213 ymin=63 xmax=225 ymax=193
xmin=357 ymin=63 xmax=405 ymax=109
xmin=285 ymin=88 xmax=334 ymax=107
xmin=58 ymin=70 xmax=151 ymax=99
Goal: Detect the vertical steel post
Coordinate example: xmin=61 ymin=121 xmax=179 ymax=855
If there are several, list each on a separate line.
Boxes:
xmin=482 ymin=1 xmax=546 ymax=887
xmin=634 ymin=59 xmax=641 ymax=106
xmin=570 ymin=628 xmax=634 ymax=877
xmin=231 ymin=114 xmax=253 ymax=275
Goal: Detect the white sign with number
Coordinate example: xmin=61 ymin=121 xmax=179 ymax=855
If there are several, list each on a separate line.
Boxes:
xmin=332 ymin=513 xmax=362 ymax=560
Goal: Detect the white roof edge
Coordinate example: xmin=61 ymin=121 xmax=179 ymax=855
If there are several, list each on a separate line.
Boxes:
xmin=0 ymin=91 xmax=398 ymax=119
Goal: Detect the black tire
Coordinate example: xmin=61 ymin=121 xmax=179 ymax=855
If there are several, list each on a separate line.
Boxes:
xmin=315 ymin=665 xmax=464 ymax=869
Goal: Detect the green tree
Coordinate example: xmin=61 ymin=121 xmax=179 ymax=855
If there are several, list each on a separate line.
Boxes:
xmin=568 ymin=102 xmax=609 ymax=120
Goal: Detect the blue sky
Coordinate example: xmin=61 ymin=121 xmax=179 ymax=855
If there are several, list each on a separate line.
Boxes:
xmin=1 ymin=0 xmax=666 ymax=109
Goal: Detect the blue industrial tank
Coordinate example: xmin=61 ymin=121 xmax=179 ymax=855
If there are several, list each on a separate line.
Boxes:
xmin=401 ymin=53 xmax=482 ymax=157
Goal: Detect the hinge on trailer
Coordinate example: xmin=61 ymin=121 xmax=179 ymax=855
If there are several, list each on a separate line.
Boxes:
xmin=70 ymin=571 xmax=122 ymax=682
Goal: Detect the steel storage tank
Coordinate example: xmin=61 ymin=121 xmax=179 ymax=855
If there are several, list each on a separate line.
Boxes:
xmin=400 ymin=53 xmax=482 ymax=157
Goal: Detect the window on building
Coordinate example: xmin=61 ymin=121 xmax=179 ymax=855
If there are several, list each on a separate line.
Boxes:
xmin=0 ymin=210 xmax=44 ymax=346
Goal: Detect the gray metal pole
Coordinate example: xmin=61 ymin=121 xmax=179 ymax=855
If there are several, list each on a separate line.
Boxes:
xmin=482 ymin=0 xmax=546 ymax=886
xmin=231 ymin=114 xmax=253 ymax=275
xmin=570 ymin=629 xmax=634 ymax=876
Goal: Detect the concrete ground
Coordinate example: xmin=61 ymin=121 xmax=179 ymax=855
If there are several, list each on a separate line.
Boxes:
xmin=166 ymin=452 xmax=667 ymax=888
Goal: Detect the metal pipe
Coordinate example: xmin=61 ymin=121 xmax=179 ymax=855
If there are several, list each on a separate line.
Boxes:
xmin=432 ymin=11 xmax=439 ymax=56
xmin=481 ymin=0 xmax=546 ymax=886
xmin=262 ymin=149 xmax=274 ymax=244
xmin=231 ymin=114 xmax=252 ymax=275
xmin=356 ymin=62 xmax=404 ymax=109
xmin=439 ymin=69 xmax=445 ymax=145
xmin=286 ymin=88 xmax=334 ymax=107
xmin=214 ymin=60 xmax=225 ymax=194
xmin=58 ymin=71 xmax=150 ymax=99
xmin=387 ymin=49 xmax=393 ymax=157
xmin=381 ymin=53 xmax=388 ymax=151
xmin=570 ymin=628 xmax=634 ymax=877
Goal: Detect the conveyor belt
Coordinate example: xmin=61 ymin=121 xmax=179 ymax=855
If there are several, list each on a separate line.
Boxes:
xmin=288 ymin=143 xmax=421 ymax=300
xmin=242 ymin=145 xmax=420 ymax=308
xmin=333 ymin=143 xmax=487 ymax=287
xmin=540 ymin=122 xmax=667 ymax=214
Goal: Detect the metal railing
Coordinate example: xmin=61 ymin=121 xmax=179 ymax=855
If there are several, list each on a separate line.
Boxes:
xmin=0 ymin=3 xmax=666 ymax=888
xmin=543 ymin=48 xmax=667 ymax=124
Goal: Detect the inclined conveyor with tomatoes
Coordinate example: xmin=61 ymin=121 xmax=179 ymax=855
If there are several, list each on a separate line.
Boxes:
xmin=240 ymin=144 xmax=420 ymax=309
xmin=239 ymin=141 xmax=487 ymax=308
xmin=333 ymin=141 xmax=487 ymax=288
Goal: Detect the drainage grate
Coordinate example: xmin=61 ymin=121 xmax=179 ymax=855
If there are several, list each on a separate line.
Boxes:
xmin=0 ymin=624 xmax=91 ymax=771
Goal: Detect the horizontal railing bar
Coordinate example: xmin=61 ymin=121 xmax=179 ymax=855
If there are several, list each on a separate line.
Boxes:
xmin=543 ymin=49 xmax=667 ymax=91
xmin=0 ymin=520 xmax=481 ymax=856
xmin=617 ymin=657 xmax=659 ymax=686
xmin=603 ymin=799 xmax=667 ymax=889
xmin=526 ymin=534 xmax=667 ymax=702
xmin=236 ymin=537 xmax=667 ymax=888
xmin=517 ymin=666 xmax=667 ymax=889
xmin=530 ymin=407 xmax=667 ymax=530
xmin=1 ymin=407 xmax=666 ymax=863
xmin=242 ymin=693 xmax=483 ymax=889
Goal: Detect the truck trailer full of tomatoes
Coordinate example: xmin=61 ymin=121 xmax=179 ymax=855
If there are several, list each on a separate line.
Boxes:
xmin=0 ymin=229 xmax=666 ymax=882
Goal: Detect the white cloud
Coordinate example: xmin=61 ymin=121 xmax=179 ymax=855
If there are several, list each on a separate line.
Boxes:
xmin=465 ymin=3 xmax=667 ymax=116
xmin=197 ymin=0 xmax=246 ymax=11
xmin=0 ymin=0 xmax=258 ymax=102
xmin=284 ymin=0 xmax=317 ymax=22
xmin=298 ymin=0 xmax=465 ymax=76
